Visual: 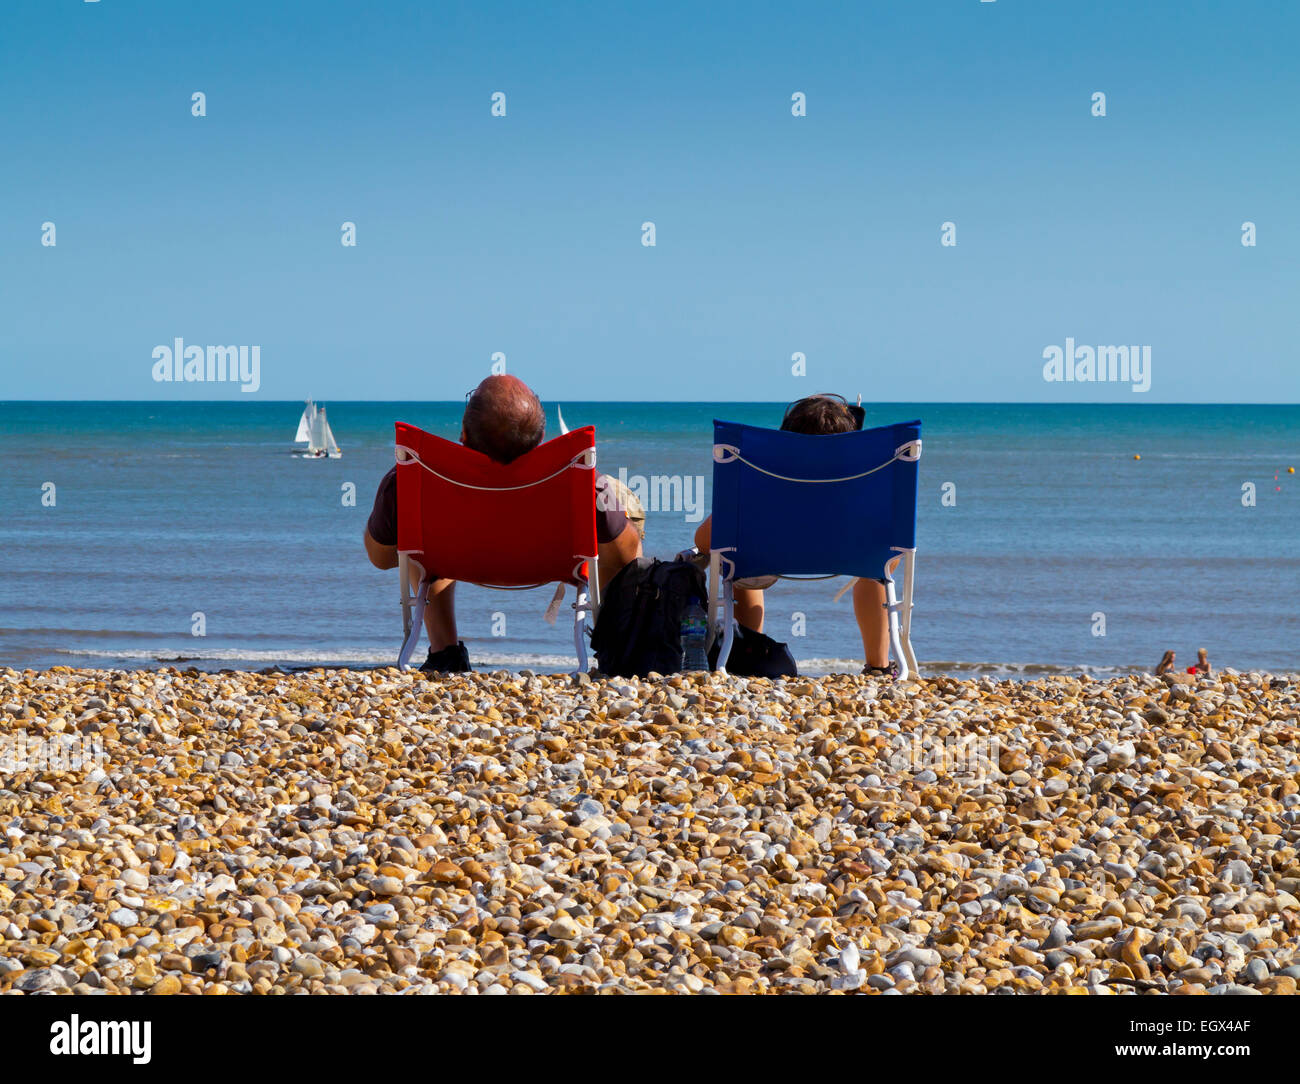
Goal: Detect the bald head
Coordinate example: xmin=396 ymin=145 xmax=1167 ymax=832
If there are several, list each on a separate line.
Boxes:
xmin=461 ymin=374 xmax=546 ymax=463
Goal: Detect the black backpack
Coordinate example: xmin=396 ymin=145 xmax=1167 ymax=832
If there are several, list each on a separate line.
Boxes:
xmin=590 ymin=557 xmax=707 ymax=677
xmin=707 ymin=621 xmax=798 ymax=679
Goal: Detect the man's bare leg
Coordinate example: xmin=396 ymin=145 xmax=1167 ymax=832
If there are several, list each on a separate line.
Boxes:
xmin=423 ymin=579 xmax=458 ymax=653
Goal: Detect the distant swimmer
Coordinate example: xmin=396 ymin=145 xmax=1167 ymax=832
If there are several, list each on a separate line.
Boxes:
xmin=1155 ymin=650 xmax=1176 ymax=676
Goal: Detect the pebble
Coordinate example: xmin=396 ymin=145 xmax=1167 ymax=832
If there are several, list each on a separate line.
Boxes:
xmin=1243 ymin=958 xmax=1270 ymax=985
xmin=889 ymin=947 xmax=940 ymax=969
xmin=547 ymin=917 xmax=580 ymax=941
xmin=1075 ymin=917 xmax=1123 ymax=941
xmin=839 ymin=942 xmax=861 ymax=975
xmin=1041 ymin=919 xmax=1070 ymax=950
xmin=16 ymin=968 xmax=67 ymax=992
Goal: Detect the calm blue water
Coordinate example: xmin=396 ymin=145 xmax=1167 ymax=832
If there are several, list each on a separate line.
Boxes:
xmin=0 ymin=402 xmax=1296 ymax=676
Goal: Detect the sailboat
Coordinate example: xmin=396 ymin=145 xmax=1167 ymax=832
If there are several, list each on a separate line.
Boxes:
xmin=294 ymin=400 xmax=342 ymax=458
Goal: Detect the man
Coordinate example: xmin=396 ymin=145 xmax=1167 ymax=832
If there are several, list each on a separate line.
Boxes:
xmin=692 ymin=393 xmax=896 ymax=678
xmin=363 ymin=375 xmax=642 ymax=672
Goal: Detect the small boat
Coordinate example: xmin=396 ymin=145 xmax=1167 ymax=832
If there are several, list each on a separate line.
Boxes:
xmin=294 ymin=400 xmax=342 ymax=458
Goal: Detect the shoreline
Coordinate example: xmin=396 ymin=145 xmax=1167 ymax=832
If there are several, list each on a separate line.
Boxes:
xmin=13 ymin=656 xmax=1295 ymax=683
xmin=2 ymin=666 xmax=1297 ymax=994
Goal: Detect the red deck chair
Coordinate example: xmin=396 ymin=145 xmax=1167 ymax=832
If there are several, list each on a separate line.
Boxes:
xmin=393 ymin=422 xmax=600 ymax=672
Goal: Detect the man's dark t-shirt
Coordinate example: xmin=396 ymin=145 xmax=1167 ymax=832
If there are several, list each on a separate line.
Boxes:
xmin=366 ymin=466 xmax=628 ymax=550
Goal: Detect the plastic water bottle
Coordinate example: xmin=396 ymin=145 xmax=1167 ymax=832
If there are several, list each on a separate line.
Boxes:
xmin=681 ymin=597 xmax=708 ymax=671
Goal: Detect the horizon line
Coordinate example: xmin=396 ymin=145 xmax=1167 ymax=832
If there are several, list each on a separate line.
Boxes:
xmin=3 ymin=399 xmax=1298 ymax=407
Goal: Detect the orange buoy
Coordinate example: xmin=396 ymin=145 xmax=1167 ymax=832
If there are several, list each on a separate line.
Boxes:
xmin=1133 ymin=454 xmax=1141 ymax=460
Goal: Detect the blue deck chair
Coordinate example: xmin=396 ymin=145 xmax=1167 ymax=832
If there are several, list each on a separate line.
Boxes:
xmin=706 ymin=418 xmax=922 ymax=678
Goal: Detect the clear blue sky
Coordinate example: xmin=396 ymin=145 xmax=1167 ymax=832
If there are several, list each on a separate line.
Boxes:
xmin=1 ymin=0 xmax=1296 ymax=402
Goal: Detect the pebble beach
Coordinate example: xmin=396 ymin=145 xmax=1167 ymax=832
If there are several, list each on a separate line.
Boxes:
xmin=2 ymin=666 xmax=1298 ymax=995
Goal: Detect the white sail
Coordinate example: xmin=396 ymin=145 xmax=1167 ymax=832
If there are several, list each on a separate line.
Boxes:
xmin=294 ymin=400 xmax=315 ymax=443
xmin=308 ymin=407 xmax=327 ymax=454
xmin=322 ymin=409 xmax=341 ymax=457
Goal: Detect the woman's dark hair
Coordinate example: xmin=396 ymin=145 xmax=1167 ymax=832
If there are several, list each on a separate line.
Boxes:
xmin=780 ymin=393 xmax=859 ymax=435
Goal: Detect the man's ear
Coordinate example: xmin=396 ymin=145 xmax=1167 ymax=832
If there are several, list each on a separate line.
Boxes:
xmin=460 ymin=426 xmax=467 ymax=444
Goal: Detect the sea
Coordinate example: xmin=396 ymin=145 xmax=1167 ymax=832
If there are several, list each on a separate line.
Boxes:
xmin=0 ymin=402 xmax=1296 ymax=678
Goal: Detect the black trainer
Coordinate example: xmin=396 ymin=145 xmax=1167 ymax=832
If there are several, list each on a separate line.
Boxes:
xmin=420 ymin=641 xmax=472 ymax=674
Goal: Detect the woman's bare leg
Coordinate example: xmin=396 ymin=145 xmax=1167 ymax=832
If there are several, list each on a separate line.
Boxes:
xmin=734 ymin=587 xmax=764 ymax=633
xmin=853 ymin=577 xmax=890 ymax=669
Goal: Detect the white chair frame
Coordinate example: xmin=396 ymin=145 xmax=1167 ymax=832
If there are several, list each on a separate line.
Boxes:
xmin=707 ymin=547 xmax=918 ymax=680
xmin=398 ymin=555 xmax=601 ymax=675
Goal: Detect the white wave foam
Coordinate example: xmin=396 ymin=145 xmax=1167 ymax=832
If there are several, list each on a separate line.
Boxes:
xmin=797 ymin=658 xmax=1139 ymax=676
xmin=55 ymin=646 xmax=582 ymax=669
xmin=55 ymin=646 xmax=1151 ymax=678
